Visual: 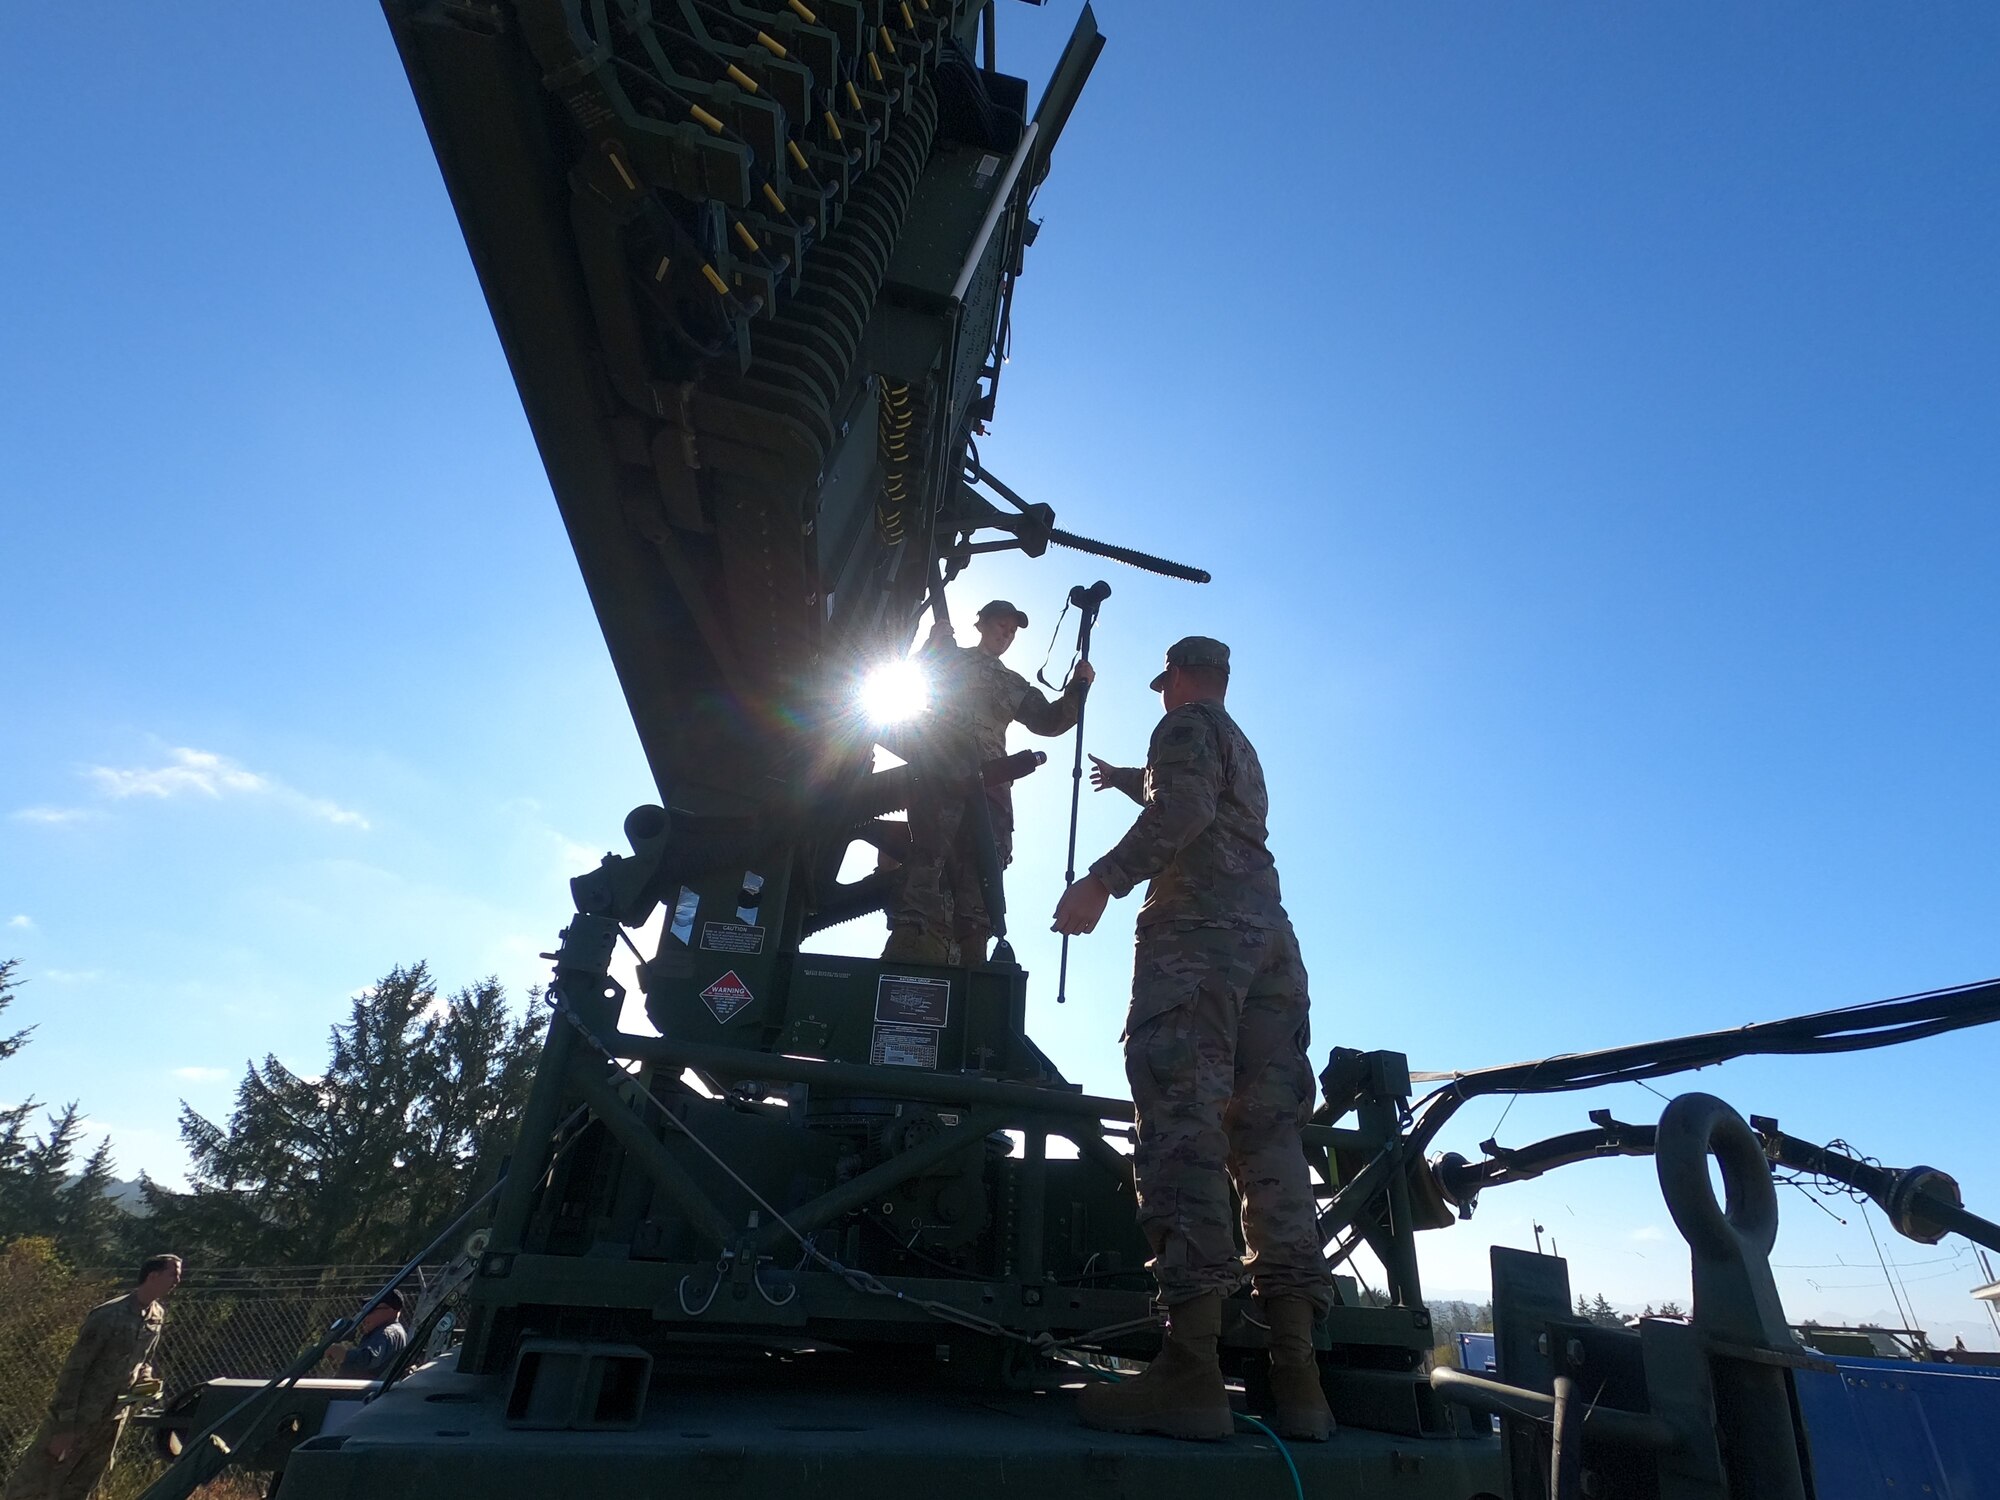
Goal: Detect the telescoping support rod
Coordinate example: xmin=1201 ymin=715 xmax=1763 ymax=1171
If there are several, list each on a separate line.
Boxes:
xmin=1057 ymin=581 xmax=1110 ymax=1004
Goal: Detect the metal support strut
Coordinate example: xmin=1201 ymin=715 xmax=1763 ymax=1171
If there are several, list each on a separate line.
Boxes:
xmin=1056 ymin=581 xmax=1109 ymax=1004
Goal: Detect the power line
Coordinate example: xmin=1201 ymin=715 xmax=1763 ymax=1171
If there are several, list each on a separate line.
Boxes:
xmin=1858 ymin=1201 xmax=1915 ymax=1329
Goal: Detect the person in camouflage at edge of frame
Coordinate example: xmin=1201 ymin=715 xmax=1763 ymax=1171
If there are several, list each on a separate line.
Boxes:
xmin=883 ymin=599 xmax=1094 ymax=966
xmin=1052 ymin=636 xmax=1336 ymax=1444
xmin=5 ymin=1255 xmax=182 ymax=1500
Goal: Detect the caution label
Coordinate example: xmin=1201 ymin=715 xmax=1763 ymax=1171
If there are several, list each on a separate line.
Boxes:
xmin=870 ymin=1023 xmax=939 ymax=1070
xmin=700 ymin=970 xmax=756 ymax=1024
xmin=699 ymin=921 xmax=766 ymax=955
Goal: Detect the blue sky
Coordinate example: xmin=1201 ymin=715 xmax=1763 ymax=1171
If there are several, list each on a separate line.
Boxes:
xmin=4 ymin=4 xmax=1999 ymax=1336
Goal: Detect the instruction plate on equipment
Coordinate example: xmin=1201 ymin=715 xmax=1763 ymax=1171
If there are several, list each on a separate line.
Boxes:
xmin=876 ymin=973 xmax=950 ymax=1028
xmin=699 ymin=921 xmax=765 ymax=955
xmin=870 ymin=1023 xmax=939 ymax=1069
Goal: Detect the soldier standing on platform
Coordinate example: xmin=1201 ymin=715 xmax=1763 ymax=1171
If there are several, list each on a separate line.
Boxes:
xmin=5 ymin=1254 xmax=181 ymax=1500
xmin=884 ymin=599 xmax=1093 ymax=965
xmin=1053 ymin=636 xmax=1335 ymax=1443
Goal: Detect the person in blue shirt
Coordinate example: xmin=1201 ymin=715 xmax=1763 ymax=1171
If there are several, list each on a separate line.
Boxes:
xmin=337 ymin=1290 xmax=408 ymax=1379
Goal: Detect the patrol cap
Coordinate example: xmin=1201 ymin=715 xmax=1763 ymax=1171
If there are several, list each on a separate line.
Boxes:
xmin=976 ymin=599 xmax=1029 ymax=629
xmin=1150 ymin=636 xmax=1231 ymax=692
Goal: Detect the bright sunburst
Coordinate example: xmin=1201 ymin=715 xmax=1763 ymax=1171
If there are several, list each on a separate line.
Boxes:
xmin=858 ymin=659 xmax=929 ymax=725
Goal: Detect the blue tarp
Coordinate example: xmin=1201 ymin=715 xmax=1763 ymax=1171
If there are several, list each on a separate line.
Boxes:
xmin=1799 ymin=1357 xmax=2000 ymax=1500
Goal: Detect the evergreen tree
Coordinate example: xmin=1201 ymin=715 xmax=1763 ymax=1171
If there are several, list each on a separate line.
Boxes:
xmin=150 ymin=964 xmax=544 ymax=1265
xmin=1430 ymin=1300 xmax=1495 ymax=1341
xmin=0 ymin=963 xmax=137 ymax=1263
xmin=1589 ymin=1293 xmax=1620 ymax=1327
xmin=13 ymin=1101 xmax=85 ymax=1235
xmin=50 ymin=1137 xmax=129 ymax=1265
xmin=0 ymin=959 xmax=36 ymax=1197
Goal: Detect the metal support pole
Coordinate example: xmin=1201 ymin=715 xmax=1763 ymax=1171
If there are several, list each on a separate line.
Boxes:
xmin=596 ymin=1028 xmax=1135 ymax=1121
xmin=487 ymin=916 xmax=618 ymax=1257
xmin=1019 ymin=1128 xmax=1047 ymax=1282
xmin=1550 ymin=1374 xmax=1583 ymax=1500
xmin=1056 ymin=581 xmax=1109 ymax=1004
xmin=571 ymin=1063 xmax=737 ymax=1252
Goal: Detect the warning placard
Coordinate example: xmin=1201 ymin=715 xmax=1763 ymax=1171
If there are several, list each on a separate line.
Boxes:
xmin=699 ymin=921 xmax=765 ymax=955
xmin=876 ymin=973 xmax=950 ymax=1029
xmin=700 ymin=970 xmax=755 ymax=1024
xmin=870 ymin=1024 xmax=940 ymax=1070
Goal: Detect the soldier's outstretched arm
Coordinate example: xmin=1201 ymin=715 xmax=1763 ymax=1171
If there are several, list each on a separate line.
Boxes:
xmin=1086 ymin=712 xmax=1221 ymax=898
xmin=1088 ymin=754 xmax=1146 ymax=805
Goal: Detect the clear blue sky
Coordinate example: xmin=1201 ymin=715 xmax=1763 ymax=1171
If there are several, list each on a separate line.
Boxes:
xmin=4 ymin=4 xmax=1998 ymax=1337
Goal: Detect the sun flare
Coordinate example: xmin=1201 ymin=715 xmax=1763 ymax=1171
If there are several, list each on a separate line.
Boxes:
xmin=859 ymin=660 xmax=929 ymax=725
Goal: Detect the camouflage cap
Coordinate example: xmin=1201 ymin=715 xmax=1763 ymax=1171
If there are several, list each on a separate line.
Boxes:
xmin=1150 ymin=636 xmax=1231 ymax=692
xmin=976 ymin=599 xmax=1029 ymax=628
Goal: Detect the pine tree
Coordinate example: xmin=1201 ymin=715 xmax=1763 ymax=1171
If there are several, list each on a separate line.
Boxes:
xmin=0 ymin=960 xmax=36 ymax=1224
xmin=0 ymin=961 xmax=136 ymax=1261
xmin=0 ymin=959 xmax=30 ymax=1063
xmin=52 ymin=1137 xmax=129 ymax=1265
xmin=9 ymin=1101 xmax=84 ymax=1239
xmin=1589 ymin=1293 xmax=1619 ymax=1327
xmin=150 ymin=964 xmax=544 ymax=1265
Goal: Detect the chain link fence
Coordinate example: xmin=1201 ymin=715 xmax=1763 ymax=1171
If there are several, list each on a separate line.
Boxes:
xmin=0 ymin=1242 xmax=446 ymax=1498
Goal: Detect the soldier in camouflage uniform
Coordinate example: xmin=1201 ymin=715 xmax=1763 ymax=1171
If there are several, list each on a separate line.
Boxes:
xmin=5 ymin=1255 xmax=180 ymax=1500
xmin=884 ymin=599 xmax=1092 ymax=965
xmin=1053 ymin=637 xmax=1334 ymax=1443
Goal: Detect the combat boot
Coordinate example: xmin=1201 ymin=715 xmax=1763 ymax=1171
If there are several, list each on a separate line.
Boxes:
xmin=1076 ymin=1292 xmax=1232 ymax=1440
xmin=1263 ymin=1296 xmax=1335 ymax=1441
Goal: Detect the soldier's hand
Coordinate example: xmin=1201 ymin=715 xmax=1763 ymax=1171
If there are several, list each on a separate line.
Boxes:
xmin=1051 ymin=875 xmax=1111 ymax=936
xmin=44 ymin=1431 xmax=77 ymax=1462
xmin=1072 ymin=660 xmax=1096 ymax=687
xmin=1087 ymin=754 xmax=1119 ymax=792
xmin=926 ymin=620 xmax=955 ymax=648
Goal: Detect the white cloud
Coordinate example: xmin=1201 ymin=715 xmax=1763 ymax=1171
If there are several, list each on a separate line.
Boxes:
xmin=41 ymin=968 xmax=103 ymax=985
xmin=5 ymin=915 xmax=31 ymax=931
xmin=10 ymin=806 xmax=103 ymax=825
xmin=552 ymin=832 xmax=602 ymax=880
xmin=82 ymin=746 xmax=369 ymax=829
xmin=171 ymin=1065 xmax=232 ymax=1082
xmin=1629 ymin=1224 xmax=1667 ymax=1243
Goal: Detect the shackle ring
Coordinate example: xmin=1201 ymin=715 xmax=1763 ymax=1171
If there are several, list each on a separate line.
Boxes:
xmin=1655 ymin=1092 xmax=1780 ymax=1261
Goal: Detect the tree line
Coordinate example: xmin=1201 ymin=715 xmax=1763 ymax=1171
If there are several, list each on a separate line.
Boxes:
xmin=0 ymin=957 xmax=544 ymax=1269
xmin=1575 ymin=1292 xmax=1686 ymax=1325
